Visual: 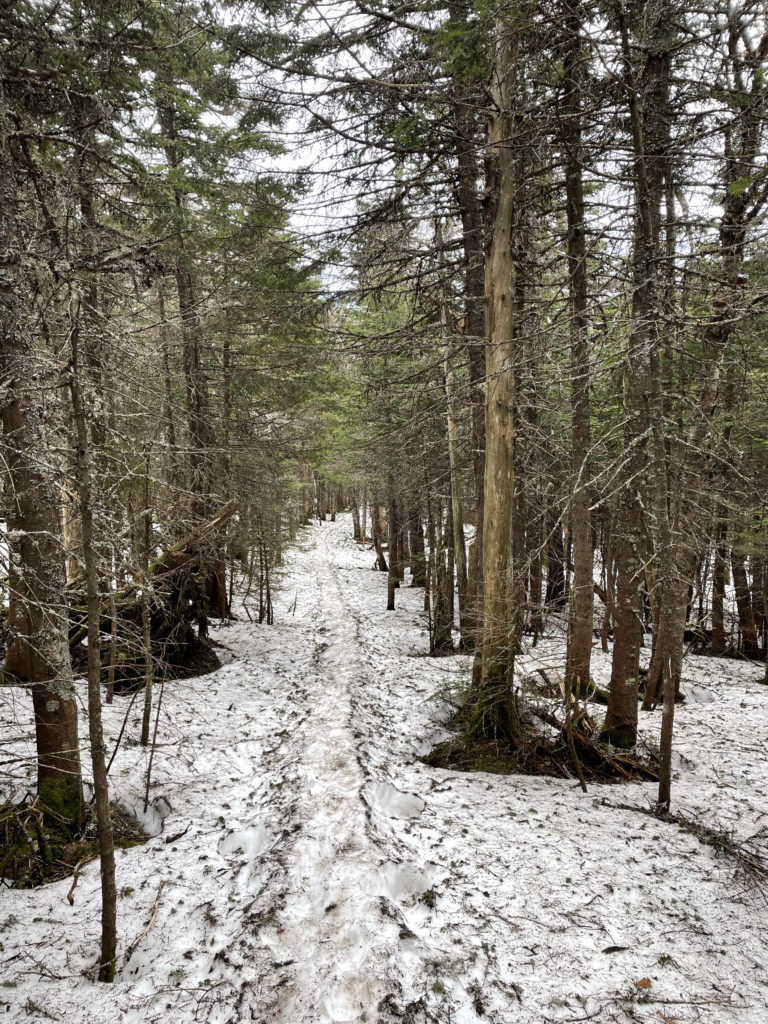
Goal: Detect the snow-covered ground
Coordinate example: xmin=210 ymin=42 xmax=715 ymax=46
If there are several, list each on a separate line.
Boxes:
xmin=2 ymin=515 xmax=768 ymax=1023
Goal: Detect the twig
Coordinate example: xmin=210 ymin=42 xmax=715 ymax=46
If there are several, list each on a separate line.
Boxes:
xmin=126 ymin=879 xmax=166 ymax=959
xmin=105 ymin=688 xmax=140 ymax=777
xmin=164 ymin=824 xmax=191 ymax=845
xmin=143 ymin=671 xmax=166 ymax=813
xmin=66 ymin=856 xmax=90 ymax=905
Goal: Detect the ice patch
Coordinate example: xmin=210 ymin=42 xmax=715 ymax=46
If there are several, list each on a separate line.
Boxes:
xmin=135 ymin=794 xmax=172 ymax=836
xmin=364 ymin=781 xmax=425 ymax=819
xmin=218 ymin=825 xmax=272 ymax=859
xmin=680 ymin=682 xmax=716 ymax=704
xmin=374 ymin=861 xmax=433 ymax=901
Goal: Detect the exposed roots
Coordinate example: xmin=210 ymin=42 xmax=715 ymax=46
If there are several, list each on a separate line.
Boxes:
xmin=424 ymin=699 xmax=658 ymax=784
xmin=0 ymin=794 xmax=148 ymax=888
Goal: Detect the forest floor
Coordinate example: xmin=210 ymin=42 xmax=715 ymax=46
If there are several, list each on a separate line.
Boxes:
xmin=2 ymin=516 xmax=768 ymax=1024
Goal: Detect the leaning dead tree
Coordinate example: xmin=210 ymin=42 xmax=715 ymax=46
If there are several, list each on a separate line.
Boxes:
xmin=67 ymin=499 xmax=239 ymax=688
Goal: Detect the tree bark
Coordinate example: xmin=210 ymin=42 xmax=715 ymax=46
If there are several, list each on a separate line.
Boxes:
xmin=711 ymin=521 xmax=728 ymax=654
xmin=371 ymin=503 xmax=388 ymax=572
xmin=471 ymin=20 xmax=520 ymax=740
xmin=408 ymin=505 xmax=427 ymax=586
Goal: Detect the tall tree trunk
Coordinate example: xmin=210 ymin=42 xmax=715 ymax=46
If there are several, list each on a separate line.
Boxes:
xmin=604 ymin=0 xmax=671 ymax=749
xmin=454 ymin=94 xmax=486 ymax=644
xmin=157 ymin=87 xmax=215 ymax=512
xmin=0 ymin=128 xmax=82 ymax=824
xmin=69 ymin=318 xmax=117 ymax=981
xmin=351 ymin=499 xmax=362 ymax=541
xmin=471 ymin=20 xmax=520 ymax=740
xmin=1 ymin=372 xmax=83 ymax=826
xmin=438 ymin=222 xmax=470 ymax=646
xmin=386 ymin=478 xmax=398 ymax=611
xmin=0 ymin=96 xmax=84 ymax=827
xmin=560 ymin=2 xmax=594 ymax=695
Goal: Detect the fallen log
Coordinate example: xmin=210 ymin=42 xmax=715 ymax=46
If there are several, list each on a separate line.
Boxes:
xmin=533 ymin=706 xmax=659 ymax=782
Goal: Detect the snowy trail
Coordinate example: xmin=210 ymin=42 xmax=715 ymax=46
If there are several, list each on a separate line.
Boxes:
xmin=3 ymin=514 xmax=768 ymax=1024
xmin=257 ymin=527 xmax=397 ymax=1023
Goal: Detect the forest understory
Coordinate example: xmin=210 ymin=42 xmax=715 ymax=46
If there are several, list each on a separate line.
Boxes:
xmin=2 ymin=515 xmax=767 ymax=1024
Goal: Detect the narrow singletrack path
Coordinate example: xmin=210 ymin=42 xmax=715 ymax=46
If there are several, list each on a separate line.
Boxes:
xmin=256 ymin=526 xmax=399 ymax=1023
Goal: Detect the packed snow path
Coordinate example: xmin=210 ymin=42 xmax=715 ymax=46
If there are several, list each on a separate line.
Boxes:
xmin=2 ymin=515 xmax=768 ymax=1024
xmin=259 ymin=528 xmax=398 ymax=1021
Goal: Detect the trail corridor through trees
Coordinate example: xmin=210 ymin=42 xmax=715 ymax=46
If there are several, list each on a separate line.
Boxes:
xmin=2 ymin=517 xmax=768 ymax=1024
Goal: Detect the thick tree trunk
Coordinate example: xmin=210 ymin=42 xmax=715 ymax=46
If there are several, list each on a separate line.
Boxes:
xmin=0 ymin=110 xmax=83 ymax=827
xmin=605 ymin=1 xmax=674 ymax=751
xmin=471 ymin=21 xmax=520 ymax=740
xmin=1 ymin=346 xmax=82 ymax=826
xmin=351 ymin=500 xmax=362 ymax=541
